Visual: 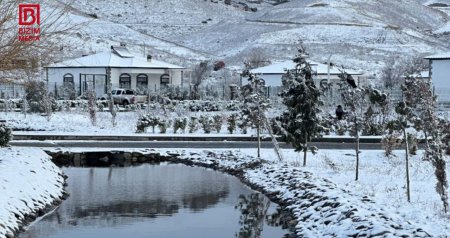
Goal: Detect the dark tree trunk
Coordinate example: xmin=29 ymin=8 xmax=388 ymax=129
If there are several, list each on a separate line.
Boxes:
xmin=403 ymin=128 xmax=411 ymax=202
xmin=303 ymin=132 xmax=308 ymax=167
xmin=355 ymin=121 xmax=360 ymax=181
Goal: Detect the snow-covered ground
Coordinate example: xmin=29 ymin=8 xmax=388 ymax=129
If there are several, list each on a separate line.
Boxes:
xmin=272 ymin=149 xmax=450 ymax=235
xmin=1 ymin=111 xmax=259 ymax=135
xmin=0 ymin=148 xmax=66 ymax=238
xmin=2 ymin=145 xmax=448 ymax=236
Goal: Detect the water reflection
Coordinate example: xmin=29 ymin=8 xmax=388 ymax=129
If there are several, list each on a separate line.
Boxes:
xmin=20 ymin=163 xmax=288 ymax=238
xmin=235 ymin=193 xmax=271 ymax=238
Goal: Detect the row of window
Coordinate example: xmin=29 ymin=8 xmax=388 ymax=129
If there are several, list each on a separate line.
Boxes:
xmin=62 ymin=73 xmax=171 ymax=91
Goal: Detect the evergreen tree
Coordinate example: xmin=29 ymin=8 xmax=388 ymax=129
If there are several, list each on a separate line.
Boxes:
xmin=241 ymin=70 xmax=270 ymax=158
xmin=386 ymin=89 xmax=412 ymax=202
xmin=403 ymin=76 xmax=448 ymax=212
xmin=279 ymin=47 xmax=323 ymax=166
xmin=337 ymin=71 xmax=368 ymax=181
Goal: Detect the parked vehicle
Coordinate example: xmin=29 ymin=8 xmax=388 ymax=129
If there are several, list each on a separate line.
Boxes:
xmin=100 ymin=89 xmax=147 ymax=105
xmin=113 ymin=89 xmax=134 ymax=105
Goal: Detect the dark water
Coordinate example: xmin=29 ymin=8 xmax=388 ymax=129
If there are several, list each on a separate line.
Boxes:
xmin=20 ymin=163 xmax=289 ymax=238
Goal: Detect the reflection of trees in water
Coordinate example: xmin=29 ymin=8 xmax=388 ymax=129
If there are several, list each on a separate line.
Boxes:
xmin=32 ymin=188 xmax=229 ymax=231
xmin=235 ymin=193 xmax=292 ymax=238
xmin=182 ymin=190 xmax=229 ymax=212
xmin=235 ymin=193 xmax=270 ymax=238
xmin=70 ymin=199 xmax=179 ymax=220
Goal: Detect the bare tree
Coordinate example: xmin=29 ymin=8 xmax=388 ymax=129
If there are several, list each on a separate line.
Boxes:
xmin=244 ymin=49 xmax=271 ymax=70
xmin=0 ymin=0 xmax=83 ymax=81
xmin=190 ymin=61 xmax=210 ymax=99
xmin=380 ymin=56 xmax=428 ymax=89
xmin=106 ymin=67 xmax=117 ymax=126
xmin=87 ymin=89 xmax=97 ymax=126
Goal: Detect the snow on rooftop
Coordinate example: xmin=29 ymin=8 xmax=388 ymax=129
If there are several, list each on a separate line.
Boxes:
xmin=251 ymin=60 xmax=361 ymax=75
xmin=424 ymin=51 xmax=450 ymax=59
xmin=47 ymin=49 xmax=185 ymax=69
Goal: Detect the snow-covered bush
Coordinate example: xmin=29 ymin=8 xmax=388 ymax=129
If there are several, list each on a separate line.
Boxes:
xmin=407 ymin=133 xmax=418 ymax=155
xmin=158 ymin=119 xmax=168 ymax=134
xmin=238 ymin=115 xmax=249 ymax=134
xmin=188 ymin=101 xmax=221 ymax=112
xmin=98 ymin=103 xmax=105 ymax=112
xmin=334 ymin=120 xmax=348 ymax=136
xmin=199 ymin=115 xmax=214 ymax=134
xmin=25 ymin=80 xmax=57 ymax=113
xmin=212 ymin=115 xmax=223 ymax=133
xmin=188 ymin=116 xmax=198 ymax=133
xmin=225 ymin=101 xmax=241 ymax=111
xmin=381 ymin=130 xmax=401 ymax=157
xmin=362 ymin=89 xmax=389 ymax=136
xmin=227 ymin=114 xmax=238 ymax=134
xmin=173 ymin=117 xmax=187 ymax=133
xmin=0 ymin=124 xmax=12 ymax=147
xmin=136 ymin=115 xmax=161 ymax=133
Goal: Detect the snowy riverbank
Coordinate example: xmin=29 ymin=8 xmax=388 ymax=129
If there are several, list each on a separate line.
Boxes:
xmin=45 ymin=148 xmax=438 ymax=237
xmin=0 ymin=148 xmax=66 ymax=238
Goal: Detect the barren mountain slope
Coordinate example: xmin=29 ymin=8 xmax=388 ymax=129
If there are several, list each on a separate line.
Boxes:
xmin=55 ymin=0 xmax=450 ymax=74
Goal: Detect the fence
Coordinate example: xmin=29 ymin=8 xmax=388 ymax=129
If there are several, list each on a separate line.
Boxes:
xmin=0 ymin=83 xmax=25 ymax=99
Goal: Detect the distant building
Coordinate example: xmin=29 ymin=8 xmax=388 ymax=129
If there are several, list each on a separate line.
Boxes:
xmin=250 ymin=60 xmax=364 ymax=97
xmin=425 ymin=52 xmax=450 ymax=103
xmin=0 ymin=79 xmax=25 ymax=99
xmin=45 ymin=46 xmax=186 ymax=99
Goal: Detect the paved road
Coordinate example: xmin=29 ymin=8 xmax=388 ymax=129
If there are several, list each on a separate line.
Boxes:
xmin=10 ymin=140 xmax=396 ymax=150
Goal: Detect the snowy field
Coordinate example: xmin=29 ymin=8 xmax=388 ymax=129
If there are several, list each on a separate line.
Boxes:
xmin=248 ymin=148 xmax=450 ymax=235
xmin=1 ymin=111 xmax=260 ymax=135
xmin=0 ymin=148 xmax=65 ymax=238
xmin=2 ymin=111 xmax=141 ymax=134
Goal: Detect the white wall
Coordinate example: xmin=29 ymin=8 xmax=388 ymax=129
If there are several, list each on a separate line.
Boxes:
xmin=48 ymin=67 xmax=184 ymax=97
xmin=259 ymin=74 xmax=282 ymax=87
xmin=47 ymin=67 xmax=106 ymax=97
xmin=110 ymin=68 xmax=182 ymax=94
xmin=431 ymin=59 xmax=450 ymax=102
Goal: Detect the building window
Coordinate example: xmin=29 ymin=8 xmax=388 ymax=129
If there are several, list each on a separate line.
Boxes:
xmin=62 ymin=73 xmax=75 ymax=99
xmin=119 ymin=73 xmax=131 ymax=89
xmin=136 ymin=74 xmax=148 ymax=95
xmin=63 ymin=73 xmax=74 ymax=87
xmin=160 ymin=74 xmax=170 ymax=88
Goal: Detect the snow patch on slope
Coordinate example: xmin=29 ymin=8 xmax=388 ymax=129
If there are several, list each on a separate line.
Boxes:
xmin=0 ymin=148 xmax=65 ymax=238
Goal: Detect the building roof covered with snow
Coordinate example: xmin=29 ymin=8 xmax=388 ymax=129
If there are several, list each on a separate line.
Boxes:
xmin=47 ymin=46 xmax=185 ymax=69
xmin=251 ymin=60 xmax=362 ymax=75
xmin=424 ymin=51 xmax=450 ymax=60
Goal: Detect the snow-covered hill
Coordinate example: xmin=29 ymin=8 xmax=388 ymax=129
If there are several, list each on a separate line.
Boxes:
xmin=49 ymin=0 xmax=450 ymax=76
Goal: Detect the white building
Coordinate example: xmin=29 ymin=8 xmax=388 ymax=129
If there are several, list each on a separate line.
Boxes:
xmin=425 ymin=52 xmax=450 ymax=103
xmin=250 ymin=60 xmax=364 ymax=97
xmin=45 ymin=46 xmax=186 ymax=99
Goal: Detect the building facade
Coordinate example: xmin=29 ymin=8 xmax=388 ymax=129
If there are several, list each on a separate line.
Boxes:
xmin=425 ymin=52 xmax=450 ymax=103
xmin=46 ymin=46 xmax=185 ymax=99
xmin=250 ymin=60 xmax=364 ymax=99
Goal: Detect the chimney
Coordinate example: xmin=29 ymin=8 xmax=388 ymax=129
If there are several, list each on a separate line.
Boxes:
xmin=147 ymin=55 xmax=152 ymax=62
